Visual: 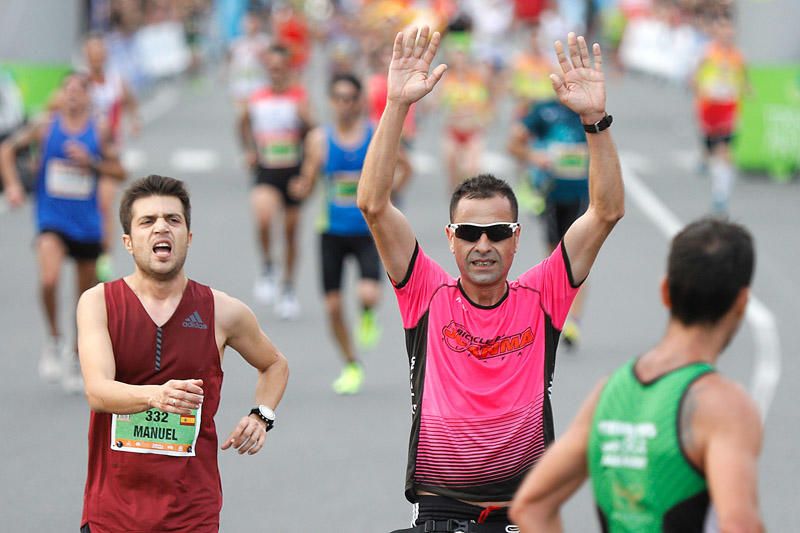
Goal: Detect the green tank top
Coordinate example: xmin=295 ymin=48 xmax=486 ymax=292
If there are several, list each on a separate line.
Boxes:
xmin=588 ymin=358 xmax=715 ymax=533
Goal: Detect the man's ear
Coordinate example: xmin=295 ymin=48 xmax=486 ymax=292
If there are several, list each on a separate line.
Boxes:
xmin=732 ymin=286 xmax=750 ymax=319
xmin=445 ymin=225 xmax=455 ymax=254
xmin=660 ymin=277 xmax=671 ymax=310
xmin=122 ymin=234 xmax=133 ymax=255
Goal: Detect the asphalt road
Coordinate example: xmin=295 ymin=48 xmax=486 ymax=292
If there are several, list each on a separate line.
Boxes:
xmin=0 ymin=46 xmax=798 ymax=531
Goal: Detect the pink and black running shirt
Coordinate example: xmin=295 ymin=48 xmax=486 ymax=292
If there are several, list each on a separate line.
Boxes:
xmin=393 ymin=241 xmax=580 ymax=502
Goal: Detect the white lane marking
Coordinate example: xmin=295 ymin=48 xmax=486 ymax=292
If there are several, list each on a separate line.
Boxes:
xmin=621 ymin=153 xmax=782 ymax=419
xmin=170 ymin=148 xmax=219 ymax=173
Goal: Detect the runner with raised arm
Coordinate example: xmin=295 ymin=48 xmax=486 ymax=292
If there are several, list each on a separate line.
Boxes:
xmin=357 ymin=27 xmax=623 ymax=531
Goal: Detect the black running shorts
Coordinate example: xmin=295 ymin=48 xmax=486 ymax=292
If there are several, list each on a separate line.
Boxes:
xmin=320 ymin=233 xmax=382 ymax=293
xmin=254 ymin=165 xmax=302 ymax=207
xmin=543 ymin=198 xmax=588 ymax=246
xmin=40 ymin=229 xmax=102 ymax=261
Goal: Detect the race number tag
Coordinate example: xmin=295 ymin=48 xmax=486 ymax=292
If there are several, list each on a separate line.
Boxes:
xmin=110 ymin=406 xmax=202 ymax=457
xmin=331 ymin=171 xmax=360 ymax=207
xmin=257 ymin=132 xmax=300 ymax=168
xmin=550 ymin=142 xmax=589 ymax=180
xmin=45 ymin=159 xmax=94 ymax=199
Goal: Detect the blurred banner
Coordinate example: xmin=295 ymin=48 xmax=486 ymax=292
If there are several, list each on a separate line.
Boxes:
xmin=0 ymin=62 xmax=71 ymax=118
xmin=734 ymin=65 xmax=800 ymax=182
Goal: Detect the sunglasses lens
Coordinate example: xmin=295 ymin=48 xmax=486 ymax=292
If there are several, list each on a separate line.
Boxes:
xmin=485 ymin=225 xmax=514 ymax=241
xmin=454 ymin=225 xmax=482 ymax=242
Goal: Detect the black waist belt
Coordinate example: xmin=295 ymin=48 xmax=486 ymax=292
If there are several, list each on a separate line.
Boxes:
xmin=391 ymin=519 xmax=515 ymax=533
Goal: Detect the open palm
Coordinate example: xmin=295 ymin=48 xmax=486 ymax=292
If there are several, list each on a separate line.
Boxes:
xmin=387 ymin=26 xmax=448 ymax=106
xmin=551 ymin=33 xmax=606 ymax=121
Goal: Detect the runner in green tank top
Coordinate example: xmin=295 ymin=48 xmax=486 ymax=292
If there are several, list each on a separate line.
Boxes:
xmin=589 ymin=359 xmax=714 ymax=531
xmin=510 ymin=218 xmax=764 ymax=533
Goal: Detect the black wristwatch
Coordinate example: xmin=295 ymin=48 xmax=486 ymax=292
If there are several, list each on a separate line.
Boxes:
xmin=583 ymin=114 xmax=613 ymax=133
xmin=249 ymin=405 xmax=275 ymax=432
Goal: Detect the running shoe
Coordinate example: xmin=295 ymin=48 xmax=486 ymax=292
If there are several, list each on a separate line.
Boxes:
xmin=38 ymin=337 xmax=63 ymax=382
xmin=61 ymin=349 xmax=84 ymax=394
xmin=355 ymin=309 xmax=381 ymax=350
xmin=332 ymin=362 xmax=364 ymax=395
xmin=253 ymin=270 xmax=278 ymax=305
xmin=516 ymin=179 xmax=546 ymax=216
xmin=562 ymin=319 xmax=581 ymax=349
xmin=96 ymin=253 xmax=114 ymax=282
xmin=275 ymin=289 xmax=300 ymax=320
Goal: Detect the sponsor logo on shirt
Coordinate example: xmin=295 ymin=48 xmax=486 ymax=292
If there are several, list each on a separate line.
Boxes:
xmin=442 ymin=320 xmax=534 ymax=360
xmin=182 ymin=311 xmax=208 ymax=330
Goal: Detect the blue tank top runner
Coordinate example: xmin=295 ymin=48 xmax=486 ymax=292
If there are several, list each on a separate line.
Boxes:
xmin=322 ymin=123 xmax=373 ymax=236
xmin=36 ymin=114 xmax=103 ymax=242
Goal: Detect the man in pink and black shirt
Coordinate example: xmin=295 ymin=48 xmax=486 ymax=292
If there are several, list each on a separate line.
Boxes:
xmin=357 ymin=27 xmax=623 ymax=532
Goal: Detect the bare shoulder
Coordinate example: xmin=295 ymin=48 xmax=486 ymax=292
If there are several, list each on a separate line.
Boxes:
xmin=308 ymin=126 xmax=325 ymax=143
xmin=77 ymin=283 xmax=108 ymax=319
xmin=690 ymin=373 xmax=762 ymax=440
xmin=79 ymin=282 xmax=106 ymax=307
xmin=212 ymin=288 xmax=253 ymax=328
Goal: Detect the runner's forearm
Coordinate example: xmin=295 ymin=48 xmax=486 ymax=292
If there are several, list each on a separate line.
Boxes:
xmin=357 ymin=101 xmax=409 ymax=215
xmin=93 ymin=158 xmax=127 ymax=181
xmin=254 ymin=352 xmax=288 ymax=411
xmin=85 ymin=379 xmax=161 ymax=414
xmin=0 ymin=142 xmax=21 ymax=189
xmin=585 ymin=130 xmax=624 ymax=223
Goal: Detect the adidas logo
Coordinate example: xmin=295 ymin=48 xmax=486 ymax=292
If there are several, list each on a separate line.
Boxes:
xmin=182 ymin=311 xmax=208 ymax=330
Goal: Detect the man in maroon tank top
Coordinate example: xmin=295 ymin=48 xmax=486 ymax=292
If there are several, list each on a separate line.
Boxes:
xmin=76 ymin=174 xmax=290 ymax=533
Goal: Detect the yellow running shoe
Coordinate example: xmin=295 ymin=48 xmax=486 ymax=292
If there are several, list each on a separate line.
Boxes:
xmin=332 ymin=362 xmax=364 ymax=395
xmin=562 ymin=319 xmax=581 ymax=349
xmin=355 ymin=309 xmax=381 ymax=350
xmin=516 ymin=179 xmax=546 ymax=216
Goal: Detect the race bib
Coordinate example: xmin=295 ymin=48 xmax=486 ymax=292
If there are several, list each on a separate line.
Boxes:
xmin=698 ymin=63 xmax=742 ymax=101
xmin=45 ymin=159 xmax=94 ymax=199
xmin=110 ymin=406 xmax=202 ymax=457
xmin=330 ymin=171 xmax=360 ymax=207
xmin=549 ymin=142 xmax=589 ymax=180
xmin=257 ymin=132 xmax=300 ymax=168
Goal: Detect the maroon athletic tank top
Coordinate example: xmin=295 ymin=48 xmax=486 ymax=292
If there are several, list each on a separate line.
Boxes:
xmin=81 ymin=279 xmax=224 ymax=532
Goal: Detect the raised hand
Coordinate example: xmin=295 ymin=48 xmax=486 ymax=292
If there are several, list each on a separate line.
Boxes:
xmin=387 ymin=26 xmax=448 ymax=106
xmin=551 ymin=33 xmax=606 ymax=124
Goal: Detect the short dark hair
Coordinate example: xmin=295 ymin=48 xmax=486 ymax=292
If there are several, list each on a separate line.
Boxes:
xmin=667 ymin=218 xmax=754 ymax=325
xmin=119 ymin=175 xmax=191 ymax=234
xmin=449 ymin=174 xmax=519 ymax=222
xmin=329 ymin=72 xmax=362 ymax=95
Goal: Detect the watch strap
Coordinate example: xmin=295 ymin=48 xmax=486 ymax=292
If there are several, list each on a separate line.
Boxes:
xmin=583 ymin=114 xmax=613 ymax=133
xmin=249 ymin=407 xmax=275 ymax=432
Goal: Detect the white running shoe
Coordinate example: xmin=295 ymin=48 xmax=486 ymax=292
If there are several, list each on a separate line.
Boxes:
xmin=253 ymin=271 xmax=278 ymax=305
xmin=61 ymin=349 xmax=84 ymax=395
xmin=38 ymin=337 xmax=63 ymax=383
xmin=275 ymin=290 xmax=300 ymax=320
